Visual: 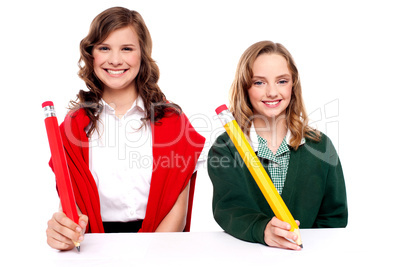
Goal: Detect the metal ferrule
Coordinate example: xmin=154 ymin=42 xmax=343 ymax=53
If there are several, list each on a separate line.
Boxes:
xmin=43 ymin=105 xmax=56 ymax=118
xmin=217 ymin=109 xmax=235 ymax=126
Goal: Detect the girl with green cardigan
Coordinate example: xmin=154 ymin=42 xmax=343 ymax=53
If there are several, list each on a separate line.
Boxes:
xmin=207 ymin=41 xmax=347 ymax=250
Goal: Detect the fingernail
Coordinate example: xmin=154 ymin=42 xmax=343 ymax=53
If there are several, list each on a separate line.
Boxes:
xmin=78 ymin=235 xmax=84 ymax=241
xmin=76 ymin=227 xmax=82 ymax=232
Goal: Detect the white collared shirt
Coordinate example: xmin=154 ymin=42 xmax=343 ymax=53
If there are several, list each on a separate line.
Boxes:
xmin=88 ymin=97 xmax=153 ymax=222
xmin=87 ymin=98 xmax=205 ymax=222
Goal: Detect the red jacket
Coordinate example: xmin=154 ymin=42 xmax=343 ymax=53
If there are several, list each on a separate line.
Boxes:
xmin=51 ymin=108 xmax=205 ymax=233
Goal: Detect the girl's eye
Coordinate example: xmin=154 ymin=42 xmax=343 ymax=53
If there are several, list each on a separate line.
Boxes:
xmin=98 ymin=46 xmax=109 ymax=51
xmin=122 ymin=47 xmax=133 ymax=51
xmin=253 ymin=81 xmax=264 ymax=86
xmin=278 ymin=79 xmax=288 ymax=85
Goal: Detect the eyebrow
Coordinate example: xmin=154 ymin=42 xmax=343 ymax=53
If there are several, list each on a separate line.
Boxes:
xmin=252 ymin=74 xmax=291 ymax=79
xmin=96 ymin=43 xmax=136 ymax=47
xmin=276 ymin=74 xmax=291 ymax=79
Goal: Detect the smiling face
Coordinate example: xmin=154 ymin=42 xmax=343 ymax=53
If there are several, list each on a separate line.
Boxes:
xmin=92 ymin=26 xmax=141 ymax=95
xmin=248 ymin=53 xmax=293 ymax=120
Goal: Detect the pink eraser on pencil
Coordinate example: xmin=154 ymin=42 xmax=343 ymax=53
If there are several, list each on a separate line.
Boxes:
xmin=42 ymin=101 xmax=54 ymax=108
xmin=215 ymin=104 xmax=228 ymax=115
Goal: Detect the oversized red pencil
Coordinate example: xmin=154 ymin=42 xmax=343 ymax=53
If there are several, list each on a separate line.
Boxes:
xmin=42 ymin=101 xmax=80 ymax=252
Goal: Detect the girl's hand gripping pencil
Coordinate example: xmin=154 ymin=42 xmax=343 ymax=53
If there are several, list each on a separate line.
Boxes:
xmin=42 ymin=101 xmax=81 ymax=252
xmin=215 ymin=104 xmax=302 ymax=248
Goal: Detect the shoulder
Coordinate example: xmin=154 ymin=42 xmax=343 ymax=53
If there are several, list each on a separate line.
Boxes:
xmin=208 ymin=131 xmax=237 ymax=159
xmin=211 ymin=131 xmax=232 ymax=149
xmin=154 ymin=110 xmax=205 ymax=147
xmin=156 ymin=110 xmax=190 ymax=131
xmin=214 ymin=131 xmax=231 ymax=144
xmin=302 ymin=131 xmax=340 ymax=166
xmin=304 ymin=132 xmax=335 ymax=151
xmin=61 ymin=108 xmax=90 ymax=132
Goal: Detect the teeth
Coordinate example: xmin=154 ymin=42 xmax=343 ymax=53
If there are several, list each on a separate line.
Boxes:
xmin=107 ymin=69 xmax=125 ymax=75
xmin=264 ymin=101 xmax=280 ymax=105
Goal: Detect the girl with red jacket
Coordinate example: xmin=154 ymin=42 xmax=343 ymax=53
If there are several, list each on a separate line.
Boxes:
xmin=46 ymin=7 xmax=205 ymax=251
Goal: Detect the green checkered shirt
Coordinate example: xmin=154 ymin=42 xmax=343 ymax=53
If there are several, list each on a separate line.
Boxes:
xmin=256 ymin=135 xmax=290 ymax=195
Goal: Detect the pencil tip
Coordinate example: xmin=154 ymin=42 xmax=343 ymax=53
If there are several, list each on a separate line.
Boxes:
xmin=299 ymin=244 xmax=303 ymax=249
xmin=76 ymin=246 xmax=80 ymax=252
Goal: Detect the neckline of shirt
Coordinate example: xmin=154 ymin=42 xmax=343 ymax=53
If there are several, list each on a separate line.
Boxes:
xmin=101 ymin=96 xmax=146 ymax=118
xmin=257 ymin=134 xmax=290 ymax=159
xmin=249 ymin=122 xmax=305 ymax=152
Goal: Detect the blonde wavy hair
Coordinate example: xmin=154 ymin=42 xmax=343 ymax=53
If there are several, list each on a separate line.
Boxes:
xmin=229 ymin=41 xmax=320 ymax=149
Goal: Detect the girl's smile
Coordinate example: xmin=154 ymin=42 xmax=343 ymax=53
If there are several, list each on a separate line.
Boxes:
xmin=104 ymin=69 xmax=127 ymax=76
xmin=93 ymin=26 xmax=142 ymax=94
xmin=262 ymin=99 xmax=282 ymax=108
xmin=248 ymin=53 xmax=293 ymax=120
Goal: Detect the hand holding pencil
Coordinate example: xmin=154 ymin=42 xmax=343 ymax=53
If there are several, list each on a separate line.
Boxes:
xmin=216 ymin=105 xmax=302 ymax=250
xmin=47 ymin=211 xmax=88 ymax=251
xmin=264 ymin=216 xmax=301 ymax=250
xmin=42 ymin=101 xmax=87 ymax=251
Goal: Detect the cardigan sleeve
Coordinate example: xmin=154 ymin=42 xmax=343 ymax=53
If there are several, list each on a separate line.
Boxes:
xmin=207 ymin=133 xmax=271 ymax=245
xmin=313 ymin=135 xmax=348 ymax=228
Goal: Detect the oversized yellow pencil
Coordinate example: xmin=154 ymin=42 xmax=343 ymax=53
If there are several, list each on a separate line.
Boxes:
xmin=215 ymin=104 xmax=302 ymax=247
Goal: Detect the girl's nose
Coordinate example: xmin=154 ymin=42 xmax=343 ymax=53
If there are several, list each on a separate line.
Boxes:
xmin=265 ymin=84 xmax=278 ymax=98
xmin=108 ymin=51 xmax=123 ymax=66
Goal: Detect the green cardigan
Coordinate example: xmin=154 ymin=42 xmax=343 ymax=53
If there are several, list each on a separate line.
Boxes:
xmin=207 ymin=132 xmax=348 ymax=245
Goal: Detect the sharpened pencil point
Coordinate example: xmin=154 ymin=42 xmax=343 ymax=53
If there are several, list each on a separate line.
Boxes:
xmin=299 ymin=244 xmax=303 ymax=249
xmin=76 ymin=246 xmax=80 ymax=252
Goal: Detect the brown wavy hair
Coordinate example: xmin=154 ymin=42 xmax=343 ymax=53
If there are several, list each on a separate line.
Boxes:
xmin=70 ymin=6 xmax=181 ymax=136
xmin=229 ymin=41 xmax=320 ymax=149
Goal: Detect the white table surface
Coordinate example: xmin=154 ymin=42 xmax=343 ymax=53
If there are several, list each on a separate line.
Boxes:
xmin=13 ymin=229 xmax=398 ymax=267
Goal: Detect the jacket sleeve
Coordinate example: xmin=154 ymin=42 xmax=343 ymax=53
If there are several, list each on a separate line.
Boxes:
xmin=313 ymin=136 xmax=348 ymax=228
xmin=207 ymin=133 xmax=271 ymax=245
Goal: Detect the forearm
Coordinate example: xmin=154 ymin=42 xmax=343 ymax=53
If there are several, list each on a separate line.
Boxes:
xmin=208 ymin=137 xmax=272 ymax=244
xmin=213 ymin=203 xmax=270 ymax=244
xmin=155 ymin=182 xmax=190 ymax=232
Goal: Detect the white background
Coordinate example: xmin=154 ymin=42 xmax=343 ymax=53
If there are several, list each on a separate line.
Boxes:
xmin=1 ymin=0 xmax=401 ymax=259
